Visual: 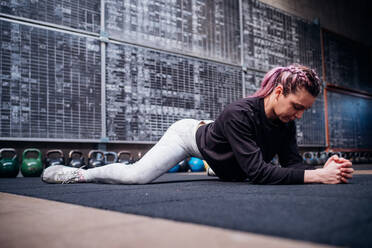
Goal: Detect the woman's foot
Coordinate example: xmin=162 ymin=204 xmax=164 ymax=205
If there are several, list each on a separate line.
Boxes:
xmin=42 ymin=165 xmax=87 ymax=184
xmin=207 ymin=167 xmax=216 ymax=177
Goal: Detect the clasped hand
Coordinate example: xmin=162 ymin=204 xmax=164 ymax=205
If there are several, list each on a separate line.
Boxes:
xmin=322 ymin=155 xmax=354 ymax=184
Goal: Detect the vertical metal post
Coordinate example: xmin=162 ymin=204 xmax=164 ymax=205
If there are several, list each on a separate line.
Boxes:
xmin=239 ymin=0 xmax=246 ymax=98
xmin=100 ymin=0 xmax=107 ymax=142
xmin=320 ymin=27 xmax=329 ymax=150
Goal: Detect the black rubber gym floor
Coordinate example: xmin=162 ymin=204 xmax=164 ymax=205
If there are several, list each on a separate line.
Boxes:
xmin=1 ymin=173 xmax=372 ymax=248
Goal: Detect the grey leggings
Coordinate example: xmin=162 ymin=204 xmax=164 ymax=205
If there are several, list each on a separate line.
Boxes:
xmin=83 ymin=119 xmax=212 ymax=184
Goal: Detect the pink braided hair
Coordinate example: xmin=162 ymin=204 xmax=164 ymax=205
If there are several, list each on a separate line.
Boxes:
xmin=251 ymin=64 xmax=320 ymax=98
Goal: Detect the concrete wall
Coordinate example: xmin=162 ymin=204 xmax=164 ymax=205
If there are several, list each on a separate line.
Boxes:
xmin=259 ymin=0 xmax=372 ymax=46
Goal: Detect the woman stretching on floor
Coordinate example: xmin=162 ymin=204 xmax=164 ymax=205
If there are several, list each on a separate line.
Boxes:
xmin=42 ymin=64 xmax=353 ymax=185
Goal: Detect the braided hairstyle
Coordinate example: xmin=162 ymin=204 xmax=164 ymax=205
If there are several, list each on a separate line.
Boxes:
xmin=252 ymin=64 xmax=320 ymax=98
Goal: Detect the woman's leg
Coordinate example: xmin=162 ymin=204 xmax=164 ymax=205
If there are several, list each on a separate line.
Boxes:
xmin=81 ymin=119 xmax=205 ymax=184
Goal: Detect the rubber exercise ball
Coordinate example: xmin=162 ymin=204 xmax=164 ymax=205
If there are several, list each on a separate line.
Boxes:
xmin=168 ymin=163 xmax=180 ymax=173
xmin=188 ymin=157 xmax=205 ymax=172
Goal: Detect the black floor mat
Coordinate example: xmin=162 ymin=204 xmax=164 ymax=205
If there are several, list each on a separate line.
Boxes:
xmin=1 ymin=173 xmax=372 ymax=248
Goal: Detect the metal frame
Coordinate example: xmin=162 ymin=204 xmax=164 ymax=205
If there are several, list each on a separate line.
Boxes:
xmin=100 ymin=0 xmax=107 ymax=141
xmin=0 ymin=137 xmax=157 ymax=144
xmin=0 ymin=13 xmax=99 ymax=38
xmin=2 ymin=1 xmax=367 ymax=149
xmin=239 ymin=0 xmax=246 ymax=97
xmin=0 ymin=16 xmax=100 ymax=40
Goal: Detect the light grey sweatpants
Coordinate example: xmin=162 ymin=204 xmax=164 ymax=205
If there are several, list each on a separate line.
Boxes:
xmin=83 ymin=119 xmax=212 ymax=184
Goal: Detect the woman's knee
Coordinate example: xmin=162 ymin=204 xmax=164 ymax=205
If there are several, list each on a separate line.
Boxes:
xmin=133 ymin=174 xmax=153 ymax=184
xmin=121 ymin=169 xmax=153 ymax=184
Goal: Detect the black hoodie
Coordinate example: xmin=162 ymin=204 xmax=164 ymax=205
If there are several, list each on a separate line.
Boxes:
xmin=196 ymin=97 xmax=314 ymax=184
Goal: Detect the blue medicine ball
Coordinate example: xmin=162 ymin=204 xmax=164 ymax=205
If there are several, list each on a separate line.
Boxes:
xmin=168 ymin=163 xmax=180 ymax=173
xmin=188 ymin=157 xmax=205 ymax=172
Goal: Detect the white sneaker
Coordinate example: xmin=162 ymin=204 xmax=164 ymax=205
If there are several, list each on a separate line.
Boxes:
xmin=42 ymin=165 xmax=86 ymax=184
xmin=207 ymin=167 xmax=216 ymax=177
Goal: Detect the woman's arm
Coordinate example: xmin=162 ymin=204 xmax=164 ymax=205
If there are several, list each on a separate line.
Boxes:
xmin=277 ymin=122 xmax=354 ymax=184
xmin=277 ymin=122 xmax=315 ymax=170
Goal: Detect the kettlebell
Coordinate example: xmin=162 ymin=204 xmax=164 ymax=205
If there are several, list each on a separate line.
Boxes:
xmin=349 ymin=152 xmax=357 ymax=164
xmin=340 ymin=152 xmax=347 ymax=159
xmin=67 ymin=150 xmax=85 ymax=168
xmin=303 ymin=152 xmax=315 ymax=165
xmin=117 ymin=150 xmax=133 ymax=165
xmin=354 ymin=152 xmax=361 ymax=164
xmin=360 ymin=152 xmax=368 ymax=164
xmin=328 ymin=151 xmax=342 ymax=159
xmin=343 ymin=152 xmax=350 ymax=160
xmin=345 ymin=152 xmax=353 ymax=163
xmin=21 ymin=148 xmax=43 ymax=177
xmin=326 ymin=152 xmax=333 ymax=162
xmin=87 ymin=150 xmax=105 ymax=169
xmin=45 ymin=149 xmax=65 ymax=168
xmin=130 ymin=151 xmax=142 ymax=164
xmin=270 ymin=155 xmax=279 ymax=166
xmin=314 ymin=152 xmax=324 ymax=165
xmin=188 ymin=157 xmax=205 ymax=172
xmin=178 ymin=158 xmax=190 ymax=172
xmin=367 ymin=152 xmax=372 ymax=164
xmin=319 ymin=151 xmax=328 ymax=165
xmin=104 ymin=151 xmax=118 ymax=165
xmin=0 ymin=148 xmax=19 ymax=177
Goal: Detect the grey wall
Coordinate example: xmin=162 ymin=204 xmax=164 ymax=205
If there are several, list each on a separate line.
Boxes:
xmin=260 ymin=0 xmax=372 ymax=46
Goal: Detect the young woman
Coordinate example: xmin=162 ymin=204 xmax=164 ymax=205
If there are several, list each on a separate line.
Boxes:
xmin=42 ymin=64 xmax=353 ymax=185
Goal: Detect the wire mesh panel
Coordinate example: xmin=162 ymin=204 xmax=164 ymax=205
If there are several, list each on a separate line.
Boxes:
xmin=106 ymin=42 xmax=242 ymax=141
xmin=105 ymin=0 xmax=241 ymax=65
xmin=327 ymin=91 xmax=372 ymax=149
xmin=0 ymin=0 xmax=100 ymax=33
xmin=242 ymin=0 xmax=322 ymax=75
xmin=0 ymin=20 xmax=101 ymax=139
xmin=323 ymin=30 xmax=372 ymax=93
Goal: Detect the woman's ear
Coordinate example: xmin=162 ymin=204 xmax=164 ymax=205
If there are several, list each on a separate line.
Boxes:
xmin=273 ymin=84 xmax=283 ymax=101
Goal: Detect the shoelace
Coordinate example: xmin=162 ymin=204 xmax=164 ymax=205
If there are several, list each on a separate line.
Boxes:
xmin=61 ymin=165 xmax=87 ymax=184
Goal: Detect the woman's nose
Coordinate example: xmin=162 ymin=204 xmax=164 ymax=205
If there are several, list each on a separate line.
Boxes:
xmin=295 ymin=110 xmax=305 ymax=119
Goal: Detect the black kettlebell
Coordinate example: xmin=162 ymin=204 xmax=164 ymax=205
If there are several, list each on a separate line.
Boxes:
xmin=130 ymin=151 xmax=142 ymax=164
xmin=87 ymin=150 xmax=105 ymax=168
xmin=327 ymin=151 xmax=341 ymax=162
xmin=270 ymin=155 xmax=279 ymax=166
xmin=178 ymin=158 xmax=190 ymax=172
xmin=346 ymin=152 xmax=354 ymax=161
xmin=344 ymin=152 xmax=351 ymax=160
xmin=117 ymin=151 xmax=133 ymax=165
xmin=354 ymin=152 xmax=361 ymax=164
xmin=104 ymin=151 xmax=118 ymax=165
xmin=45 ymin=150 xmax=65 ymax=168
xmin=314 ymin=152 xmax=322 ymax=165
xmin=340 ymin=152 xmax=347 ymax=159
xmin=67 ymin=150 xmax=85 ymax=168
xmin=367 ymin=152 xmax=372 ymax=164
xmin=319 ymin=151 xmax=328 ymax=165
xmin=303 ymin=151 xmax=315 ymax=165
xmin=360 ymin=152 xmax=368 ymax=164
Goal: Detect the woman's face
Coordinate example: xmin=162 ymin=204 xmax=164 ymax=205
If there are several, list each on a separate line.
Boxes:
xmin=273 ymin=87 xmax=316 ymax=123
